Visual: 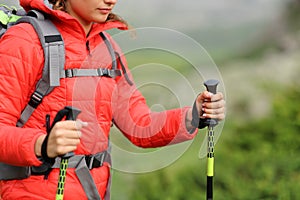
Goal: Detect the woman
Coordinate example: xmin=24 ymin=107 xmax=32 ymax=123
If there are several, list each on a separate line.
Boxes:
xmin=0 ymin=0 xmax=225 ymax=199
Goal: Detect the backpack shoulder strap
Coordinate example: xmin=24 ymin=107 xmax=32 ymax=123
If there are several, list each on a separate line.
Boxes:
xmin=61 ymin=32 xmax=122 ymax=79
xmin=16 ymin=10 xmax=65 ymax=127
xmin=100 ymin=32 xmax=133 ymax=86
xmin=99 ymin=32 xmax=117 ymax=70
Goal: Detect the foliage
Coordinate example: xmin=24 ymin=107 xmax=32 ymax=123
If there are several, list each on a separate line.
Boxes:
xmin=110 ymin=2 xmax=300 ymax=199
xmin=284 ymin=0 xmax=300 ymax=32
xmin=117 ymin=83 xmax=300 ymax=200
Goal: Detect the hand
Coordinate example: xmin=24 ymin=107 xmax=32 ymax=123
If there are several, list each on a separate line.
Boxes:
xmin=196 ymin=91 xmax=225 ymax=120
xmin=34 ymin=120 xmax=87 ymax=158
xmin=186 ymin=91 xmax=225 ymax=130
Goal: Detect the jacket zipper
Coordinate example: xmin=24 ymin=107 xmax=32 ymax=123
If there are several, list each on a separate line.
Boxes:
xmin=86 ymin=41 xmax=91 ymax=55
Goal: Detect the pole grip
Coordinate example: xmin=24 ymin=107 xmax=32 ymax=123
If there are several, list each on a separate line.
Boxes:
xmin=64 ymin=106 xmax=81 ymax=121
xmin=203 ymin=79 xmax=219 ymax=127
xmin=204 ymin=79 xmax=219 ymax=95
xmin=61 ymin=106 xmax=81 ymax=158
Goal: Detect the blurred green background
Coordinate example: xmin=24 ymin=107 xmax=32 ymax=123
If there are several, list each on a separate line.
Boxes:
xmin=4 ymin=0 xmax=300 ymax=199
xmin=111 ymin=1 xmax=300 ymax=200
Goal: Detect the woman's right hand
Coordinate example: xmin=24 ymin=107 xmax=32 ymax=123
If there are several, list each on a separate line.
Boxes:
xmin=34 ymin=120 xmax=87 ymax=158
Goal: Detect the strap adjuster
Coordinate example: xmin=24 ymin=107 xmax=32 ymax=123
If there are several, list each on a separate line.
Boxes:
xmin=65 ymin=69 xmax=74 ymax=78
xmin=97 ymin=68 xmax=110 ymax=77
xmin=85 ymin=152 xmax=106 ymax=170
xmin=28 ymin=91 xmax=43 ymax=108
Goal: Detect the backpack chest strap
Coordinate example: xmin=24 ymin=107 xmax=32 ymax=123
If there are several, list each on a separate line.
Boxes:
xmin=63 ymin=68 xmax=122 ymax=79
xmin=51 ymin=151 xmax=111 ymax=169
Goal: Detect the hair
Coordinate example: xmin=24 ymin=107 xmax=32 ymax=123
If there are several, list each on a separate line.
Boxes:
xmin=47 ymin=0 xmax=128 ymax=27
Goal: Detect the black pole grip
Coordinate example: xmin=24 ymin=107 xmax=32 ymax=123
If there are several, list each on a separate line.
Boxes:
xmin=204 ymin=79 xmax=219 ymax=95
xmin=64 ymin=106 xmax=81 ymax=121
xmin=50 ymin=106 xmax=81 ymax=132
xmin=61 ymin=106 xmax=81 ymax=158
xmin=62 ymin=106 xmax=81 ymax=158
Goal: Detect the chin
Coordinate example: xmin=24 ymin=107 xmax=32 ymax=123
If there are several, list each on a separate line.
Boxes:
xmin=93 ymin=15 xmax=109 ymax=23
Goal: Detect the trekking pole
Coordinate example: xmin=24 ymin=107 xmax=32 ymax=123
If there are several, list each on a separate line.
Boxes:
xmin=203 ymin=79 xmax=219 ymax=200
xmin=50 ymin=106 xmax=81 ymax=200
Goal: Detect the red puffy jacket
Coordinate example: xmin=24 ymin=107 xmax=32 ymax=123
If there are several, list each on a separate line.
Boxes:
xmin=0 ymin=0 xmax=197 ymax=199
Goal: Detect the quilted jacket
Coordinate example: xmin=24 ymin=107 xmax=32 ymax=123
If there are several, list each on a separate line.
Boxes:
xmin=0 ymin=0 xmax=197 ymax=199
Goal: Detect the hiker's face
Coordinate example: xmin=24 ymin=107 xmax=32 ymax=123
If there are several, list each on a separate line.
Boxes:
xmin=65 ymin=0 xmax=117 ymax=25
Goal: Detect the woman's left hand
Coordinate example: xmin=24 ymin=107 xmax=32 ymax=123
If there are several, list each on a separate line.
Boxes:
xmin=196 ymin=91 xmax=226 ymax=120
xmin=186 ymin=91 xmax=226 ymax=130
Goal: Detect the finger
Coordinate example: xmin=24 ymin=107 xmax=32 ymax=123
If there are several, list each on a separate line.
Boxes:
xmin=203 ymin=113 xmax=225 ymax=121
xmin=203 ymin=100 xmax=225 ymax=109
xmin=209 ymin=92 xmax=224 ymax=102
xmin=47 ymin=132 xmax=81 ymax=157
xmin=197 ymin=91 xmax=213 ymax=102
xmin=54 ymin=120 xmax=88 ymax=130
xmin=65 ymin=130 xmax=82 ymax=139
xmin=76 ymin=130 xmax=82 ymax=138
xmin=52 ymin=129 xmax=82 ymax=140
xmin=63 ymin=137 xmax=81 ymax=146
xmin=62 ymin=129 xmax=82 ymax=139
xmin=56 ymin=144 xmax=79 ymax=156
xmin=203 ymin=107 xmax=225 ymax=116
xmin=75 ymin=120 xmax=88 ymax=130
xmin=56 ymin=138 xmax=80 ymax=154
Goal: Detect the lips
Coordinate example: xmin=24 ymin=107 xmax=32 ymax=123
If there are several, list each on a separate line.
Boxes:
xmin=98 ymin=8 xmax=112 ymax=14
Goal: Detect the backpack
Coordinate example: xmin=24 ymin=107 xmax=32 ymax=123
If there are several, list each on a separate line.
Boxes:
xmin=0 ymin=5 xmax=132 ymax=199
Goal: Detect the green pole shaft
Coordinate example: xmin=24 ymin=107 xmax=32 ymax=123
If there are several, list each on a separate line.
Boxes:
xmin=56 ymin=158 xmax=69 ymax=200
xmin=206 ymin=126 xmax=214 ymax=200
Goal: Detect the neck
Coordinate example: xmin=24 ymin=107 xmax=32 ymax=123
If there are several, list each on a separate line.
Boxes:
xmin=81 ymin=22 xmax=93 ymax=36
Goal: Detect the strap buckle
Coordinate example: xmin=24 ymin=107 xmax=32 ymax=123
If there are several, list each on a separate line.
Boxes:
xmin=87 ymin=156 xmax=94 ymax=170
xmin=97 ymin=68 xmax=111 ymax=77
xmin=65 ymin=69 xmax=74 ymax=78
xmin=85 ymin=152 xmax=106 ymax=170
xmin=28 ymin=91 xmax=43 ymax=108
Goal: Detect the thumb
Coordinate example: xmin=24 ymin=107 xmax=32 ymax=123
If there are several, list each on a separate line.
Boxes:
xmin=75 ymin=120 xmax=88 ymax=130
xmin=196 ymin=91 xmax=213 ymax=103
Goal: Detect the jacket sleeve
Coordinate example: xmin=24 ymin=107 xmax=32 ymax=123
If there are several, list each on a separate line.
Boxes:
xmin=0 ymin=24 xmax=45 ymax=166
xmin=112 ymin=54 xmax=198 ymax=148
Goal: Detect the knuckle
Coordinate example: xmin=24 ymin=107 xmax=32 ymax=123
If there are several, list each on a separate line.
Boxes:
xmin=54 ymin=129 xmax=64 ymax=138
xmin=218 ymin=92 xmax=224 ymax=98
xmin=56 ymin=146 xmax=65 ymax=155
xmin=219 ymin=113 xmax=225 ymax=120
xmin=75 ymin=139 xmax=81 ymax=145
xmin=55 ymin=137 xmax=64 ymax=145
xmin=54 ymin=121 xmax=64 ymax=128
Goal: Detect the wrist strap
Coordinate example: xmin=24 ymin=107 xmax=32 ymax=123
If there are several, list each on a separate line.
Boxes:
xmin=41 ymin=134 xmax=55 ymax=165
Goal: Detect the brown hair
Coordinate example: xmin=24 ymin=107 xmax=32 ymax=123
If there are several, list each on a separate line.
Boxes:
xmin=47 ymin=0 xmax=128 ymax=27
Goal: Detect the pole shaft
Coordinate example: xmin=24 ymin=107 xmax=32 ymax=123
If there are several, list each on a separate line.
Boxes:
xmin=207 ymin=176 xmax=213 ymax=200
xmin=56 ymin=158 xmax=69 ymax=200
xmin=203 ymin=79 xmax=218 ymax=200
xmin=206 ymin=123 xmax=215 ymax=200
